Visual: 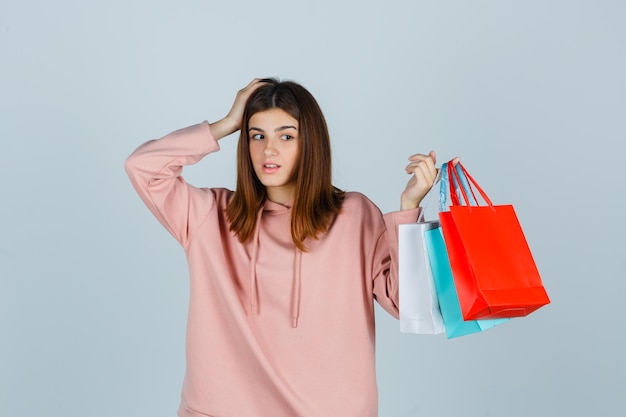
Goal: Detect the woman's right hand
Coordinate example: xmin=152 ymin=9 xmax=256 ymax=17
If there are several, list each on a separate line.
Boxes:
xmin=210 ymin=78 xmax=268 ymax=140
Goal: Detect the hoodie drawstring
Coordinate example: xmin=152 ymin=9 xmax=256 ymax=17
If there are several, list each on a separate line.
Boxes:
xmin=249 ymin=209 xmax=263 ymax=316
xmin=291 ymin=250 xmax=302 ymax=328
xmin=249 ymin=204 xmax=303 ymax=328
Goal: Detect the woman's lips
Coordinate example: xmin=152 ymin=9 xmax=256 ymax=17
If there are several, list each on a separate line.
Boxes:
xmin=262 ymin=163 xmax=280 ymax=174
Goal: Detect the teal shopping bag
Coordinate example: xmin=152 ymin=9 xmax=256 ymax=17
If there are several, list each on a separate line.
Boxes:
xmin=424 ymin=227 xmax=508 ymax=338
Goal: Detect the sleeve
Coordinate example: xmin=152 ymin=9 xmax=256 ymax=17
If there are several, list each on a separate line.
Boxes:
xmin=124 ymin=121 xmax=220 ymax=249
xmin=371 ymin=208 xmax=421 ymax=319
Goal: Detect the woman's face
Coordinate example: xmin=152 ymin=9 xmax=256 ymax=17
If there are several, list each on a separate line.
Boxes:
xmin=248 ymin=108 xmax=300 ymax=204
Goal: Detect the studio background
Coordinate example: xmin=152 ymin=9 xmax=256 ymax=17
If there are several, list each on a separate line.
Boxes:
xmin=1 ymin=1 xmax=624 ymax=416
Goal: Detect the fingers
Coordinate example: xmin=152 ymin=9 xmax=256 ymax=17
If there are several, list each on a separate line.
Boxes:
xmin=405 ymin=152 xmax=437 ymax=179
xmin=407 ymin=151 xmax=435 ymax=162
xmin=246 ymin=78 xmax=263 ymax=87
xmin=244 ymin=78 xmax=267 ymax=90
xmin=224 ymin=79 xmax=270 ymax=131
xmin=237 ymin=78 xmax=268 ymax=100
xmin=405 ymin=161 xmax=436 ymax=182
xmin=407 ymin=152 xmax=461 ymax=169
xmin=400 ymin=161 xmax=437 ymax=210
xmin=400 ymin=151 xmax=462 ymax=210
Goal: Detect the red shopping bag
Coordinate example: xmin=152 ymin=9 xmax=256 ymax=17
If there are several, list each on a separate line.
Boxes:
xmin=439 ymin=162 xmax=550 ymax=320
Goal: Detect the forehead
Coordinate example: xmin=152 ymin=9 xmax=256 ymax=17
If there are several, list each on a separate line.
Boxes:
xmin=249 ymin=108 xmax=298 ymax=128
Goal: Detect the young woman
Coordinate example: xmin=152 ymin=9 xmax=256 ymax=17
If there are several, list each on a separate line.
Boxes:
xmin=125 ymin=78 xmax=439 ymax=417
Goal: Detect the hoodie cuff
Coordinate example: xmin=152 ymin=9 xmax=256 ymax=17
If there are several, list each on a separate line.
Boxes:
xmin=384 ymin=207 xmax=421 ymax=226
xmin=382 ymin=207 xmax=422 ymax=242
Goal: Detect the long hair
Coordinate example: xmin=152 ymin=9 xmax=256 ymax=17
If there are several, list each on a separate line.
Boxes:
xmin=226 ymin=78 xmax=345 ymax=251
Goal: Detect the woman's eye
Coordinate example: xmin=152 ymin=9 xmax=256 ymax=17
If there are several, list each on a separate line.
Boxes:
xmin=281 ymin=134 xmax=294 ymax=141
xmin=251 ymin=134 xmax=264 ymax=140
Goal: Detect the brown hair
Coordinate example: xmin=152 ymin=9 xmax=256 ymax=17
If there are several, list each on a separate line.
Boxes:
xmin=226 ymin=78 xmax=345 ymax=251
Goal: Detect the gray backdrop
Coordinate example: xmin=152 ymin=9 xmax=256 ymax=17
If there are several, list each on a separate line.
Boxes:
xmin=1 ymin=1 xmax=624 ymax=416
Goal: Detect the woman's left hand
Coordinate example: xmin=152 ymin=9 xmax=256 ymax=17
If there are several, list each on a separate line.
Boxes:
xmin=400 ymin=152 xmax=461 ymax=210
xmin=400 ymin=151 xmax=439 ymax=210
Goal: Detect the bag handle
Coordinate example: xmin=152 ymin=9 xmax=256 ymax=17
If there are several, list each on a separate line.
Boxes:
xmin=448 ymin=163 xmax=477 ymax=206
xmin=447 ymin=161 xmax=493 ymax=207
xmin=452 ymin=163 xmax=477 ymax=205
xmin=447 ymin=163 xmax=461 ymax=206
xmin=438 ymin=162 xmax=449 ymax=212
xmin=416 ymin=160 xmax=463 ymax=221
xmin=418 ymin=160 xmax=486 ymax=220
xmin=441 ymin=162 xmax=480 ymax=210
xmin=416 ymin=168 xmax=443 ymax=223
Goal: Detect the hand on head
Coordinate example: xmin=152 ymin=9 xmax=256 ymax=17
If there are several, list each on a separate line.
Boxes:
xmin=210 ymin=78 xmax=269 ymax=140
xmin=224 ymin=79 xmax=269 ymax=131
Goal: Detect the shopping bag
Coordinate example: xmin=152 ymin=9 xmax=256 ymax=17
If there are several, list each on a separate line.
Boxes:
xmin=424 ymin=227 xmax=508 ymax=338
xmin=440 ymin=162 xmax=550 ymax=320
xmin=426 ymin=163 xmax=508 ymax=338
xmin=399 ymin=221 xmax=445 ymax=334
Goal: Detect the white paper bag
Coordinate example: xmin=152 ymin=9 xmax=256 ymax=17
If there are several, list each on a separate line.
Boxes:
xmin=399 ymin=221 xmax=445 ymax=334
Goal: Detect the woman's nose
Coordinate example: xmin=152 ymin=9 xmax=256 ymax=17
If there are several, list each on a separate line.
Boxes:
xmin=263 ymin=140 xmax=277 ymax=156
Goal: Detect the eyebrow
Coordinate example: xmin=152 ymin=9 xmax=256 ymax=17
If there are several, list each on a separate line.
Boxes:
xmin=248 ymin=125 xmax=298 ymax=133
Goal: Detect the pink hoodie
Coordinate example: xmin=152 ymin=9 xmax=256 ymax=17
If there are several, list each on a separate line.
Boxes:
xmin=125 ymin=122 xmax=419 ymax=417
